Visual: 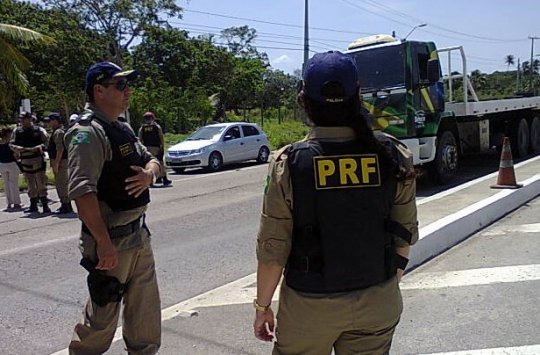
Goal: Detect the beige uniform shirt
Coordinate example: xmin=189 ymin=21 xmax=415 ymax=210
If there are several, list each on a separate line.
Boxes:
xmin=65 ymin=104 xmax=160 ymax=252
xmin=257 ymin=126 xmax=419 ymax=266
xmin=51 ymin=128 xmax=66 ymax=160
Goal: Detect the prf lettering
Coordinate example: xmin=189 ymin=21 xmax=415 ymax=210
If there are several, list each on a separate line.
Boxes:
xmin=314 ymin=154 xmax=381 ymax=189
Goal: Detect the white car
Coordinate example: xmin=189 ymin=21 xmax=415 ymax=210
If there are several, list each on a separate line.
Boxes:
xmin=165 ymin=122 xmax=271 ymax=173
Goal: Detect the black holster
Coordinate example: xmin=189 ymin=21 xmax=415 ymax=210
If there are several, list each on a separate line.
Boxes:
xmin=80 ymin=258 xmax=125 ymax=307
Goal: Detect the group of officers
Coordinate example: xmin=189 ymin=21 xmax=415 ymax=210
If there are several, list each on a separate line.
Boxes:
xmin=6 ymin=106 xmax=170 ymax=216
xmin=7 ymin=51 xmax=418 ymax=354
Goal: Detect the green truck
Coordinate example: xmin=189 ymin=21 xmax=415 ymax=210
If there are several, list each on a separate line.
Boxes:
xmin=345 ymin=34 xmax=540 ymax=183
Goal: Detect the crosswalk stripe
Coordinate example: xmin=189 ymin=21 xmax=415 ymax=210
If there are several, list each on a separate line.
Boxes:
xmin=401 ymin=264 xmax=540 ymax=290
xmin=419 ymin=344 xmax=540 ymax=354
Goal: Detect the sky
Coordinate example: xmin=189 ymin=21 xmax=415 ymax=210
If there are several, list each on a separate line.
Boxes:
xmin=175 ymin=0 xmax=540 ymax=76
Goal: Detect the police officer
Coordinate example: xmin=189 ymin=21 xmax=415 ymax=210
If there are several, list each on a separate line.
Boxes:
xmin=253 ymin=51 xmax=418 ymax=354
xmin=45 ymin=112 xmax=73 ymax=214
xmin=9 ymin=111 xmax=50 ymax=213
xmin=65 ymin=61 xmax=162 ymax=354
xmin=138 ymin=111 xmax=171 ymax=186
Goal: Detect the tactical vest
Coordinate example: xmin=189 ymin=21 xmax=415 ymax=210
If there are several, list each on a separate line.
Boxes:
xmin=48 ymin=128 xmax=67 ymax=160
xmin=285 ymin=140 xmax=400 ymax=294
xmin=14 ymin=126 xmax=44 ymax=159
xmin=92 ymin=117 xmax=150 ymax=211
xmin=140 ymin=124 xmax=161 ymax=147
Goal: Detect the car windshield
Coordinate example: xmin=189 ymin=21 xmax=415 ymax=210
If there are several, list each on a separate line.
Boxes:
xmin=186 ymin=126 xmax=225 ymax=140
xmin=349 ymin=44 xmax=405 ymax=93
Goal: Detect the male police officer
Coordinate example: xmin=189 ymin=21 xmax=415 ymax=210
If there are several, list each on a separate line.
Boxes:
xmin=253 ymin=51 xmax=418 ymax=354
xmin=10 ymin=111 xmax=50 ymax=213
xmin=138 ymin=111 xmax=171 ymax=186
xmin=65 ymin=61 xmax=162 ymax=354
xmin=45 ymin=112 xmax=73 ymax=214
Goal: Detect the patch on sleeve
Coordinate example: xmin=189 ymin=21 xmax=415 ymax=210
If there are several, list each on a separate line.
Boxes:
xmin=71 ymin=130 xmax=91 ymax=145
xmin=313 ymin=154 xmax=381 ymax=190
xmin=263 ymin=175 xmax=270 ymax=194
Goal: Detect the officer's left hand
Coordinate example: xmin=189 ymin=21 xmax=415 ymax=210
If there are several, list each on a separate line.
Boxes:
xmin=254 ymin=308 xmax=275 ymax=342
xmin=125 ymin=166 xmax=153 ymax=197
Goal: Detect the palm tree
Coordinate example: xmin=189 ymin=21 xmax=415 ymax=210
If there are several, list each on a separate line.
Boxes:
xmin=0 ymin=24 xmax=54 ymax=104
xmin=504 ymin=54 xmax=515 ymax=70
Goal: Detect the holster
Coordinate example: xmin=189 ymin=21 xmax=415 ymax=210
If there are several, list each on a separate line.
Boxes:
xmin=80 ymin=258 xmax=125 ymax=307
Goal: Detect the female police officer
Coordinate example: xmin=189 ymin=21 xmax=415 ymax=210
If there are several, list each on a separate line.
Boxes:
xmin=253 ymin=51 xmax=418 ymax=354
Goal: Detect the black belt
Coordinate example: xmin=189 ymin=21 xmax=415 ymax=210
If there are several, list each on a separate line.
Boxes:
xmin=82 ymin=216 xmax=144 ymax=239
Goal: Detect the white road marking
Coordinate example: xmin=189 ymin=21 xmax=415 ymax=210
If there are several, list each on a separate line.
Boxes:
xmin=401 ymin=264 xmax=540 ymax=290
xmin=0 ymin=235 xmax=78 ymax=257
xmin=482 ymin=222 xmax=540 ymax=236
xmin=419 ymin=344 xmax=540 ymax=354
xmin=418 ymin=155 xmax=540 ymax=205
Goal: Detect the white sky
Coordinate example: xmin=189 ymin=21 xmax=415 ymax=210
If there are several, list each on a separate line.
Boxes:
xmin=177 ymin=0 xmax=540 ymax=75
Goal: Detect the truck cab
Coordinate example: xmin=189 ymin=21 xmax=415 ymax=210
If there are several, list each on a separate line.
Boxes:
xmin=346 ymin=35 xmax=456 ymax=183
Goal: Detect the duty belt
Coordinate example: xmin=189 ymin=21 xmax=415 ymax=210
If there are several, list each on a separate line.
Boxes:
xmin=82 ymin=215 xmax=144 ymax=239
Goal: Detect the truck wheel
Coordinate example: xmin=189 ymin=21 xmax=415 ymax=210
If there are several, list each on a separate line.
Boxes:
xmin=429 ymin=130 xmax=458 ymax=184
xmin=511 ymin=118 xmax=529 ymax=158
xmin=530 ymin=117 xmax=540 ymax=154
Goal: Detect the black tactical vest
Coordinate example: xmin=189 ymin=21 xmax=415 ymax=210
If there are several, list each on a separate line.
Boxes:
xmin=285 ymin=140 xmax=398 ymax=293
xmin=93 ymin=118 xmax=150 ymax=211
xmin=140 ymin=124 xmax=161 ymax=147
xmin=48 ymin=128 xmax=67 ymax=160
xmin=14 ymin=126 xmax=44 ymax=160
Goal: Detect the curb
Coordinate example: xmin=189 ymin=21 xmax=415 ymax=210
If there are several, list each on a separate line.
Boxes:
xmin=408 ymin=174 xmax=540 ymax=270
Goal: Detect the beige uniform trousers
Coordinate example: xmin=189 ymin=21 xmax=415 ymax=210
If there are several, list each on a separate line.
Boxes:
xmin=54 ymin=159 xmax=69 ymax=203
xmin=273 ymin=278 xmax=402 ymax=355
xmin=0 ymin=162 xmax=21 ymax=205
xmin=146 ymin=146 xmax=166 ymax=178
xmin=20 ymin=155 xmax=47 ymax=199
xmin=69 ymin=238 xmax=161 ymax=355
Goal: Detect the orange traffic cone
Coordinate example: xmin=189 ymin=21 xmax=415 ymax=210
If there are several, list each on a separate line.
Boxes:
xmin=491 ymin=137 xmax=523 ymax=189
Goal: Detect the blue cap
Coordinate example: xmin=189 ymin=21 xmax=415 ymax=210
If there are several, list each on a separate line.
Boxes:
xmin=45 ymin=112 xmax=62 ymax=121
xmin=303 ymin=51 xmax=358 ymax=103
xmin=85 ymin=61 xmax=138 ymax=94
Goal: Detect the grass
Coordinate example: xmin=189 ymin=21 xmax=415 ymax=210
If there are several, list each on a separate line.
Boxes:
xmin=0 ymin=168 xmax=55 ymax=194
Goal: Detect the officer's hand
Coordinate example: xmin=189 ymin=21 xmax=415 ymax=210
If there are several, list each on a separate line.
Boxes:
xmin=96 ymin=239 xmax=118 ymax=270
xmin=397 ymin=268 xmax=405 ymax=282
xmin=254 ymin=308 xmax=275 ymax=342
xmin=125 ymin=166 xmax=153 ymax=197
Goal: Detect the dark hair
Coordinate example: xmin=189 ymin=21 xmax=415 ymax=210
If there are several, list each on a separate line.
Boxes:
xmin=300 ymin=91 xmax=397 ymax=181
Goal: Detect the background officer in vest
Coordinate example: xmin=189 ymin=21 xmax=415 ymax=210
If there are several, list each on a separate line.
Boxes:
xmin=138 ymin=111 xmax=171 ymax=186
xmin=9 ymin=111 xmax=50 ymax=213
xmin=45 ymin=112 xmax=73 ymax=214
xmin=65 ymin=61 xmax=162 ymax=354
xmin=253 ymin=51 xmax=418 ymax=354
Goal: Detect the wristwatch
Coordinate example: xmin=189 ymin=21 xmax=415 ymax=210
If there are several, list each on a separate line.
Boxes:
xmin=253 ymin=299 xmax=271 ymax=312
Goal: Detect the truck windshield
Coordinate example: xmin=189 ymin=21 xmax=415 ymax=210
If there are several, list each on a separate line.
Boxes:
xmin=349 ymin=44 xmax=405 ymax=93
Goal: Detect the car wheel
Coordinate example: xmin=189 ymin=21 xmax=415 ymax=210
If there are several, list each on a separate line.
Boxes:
xmin=207 ymin=151 xmax=223 ymax=171
xmin=256 ymin=146 xmax=270 ymax=163
xmin=173 ymin=168 xmax=185 ymax=174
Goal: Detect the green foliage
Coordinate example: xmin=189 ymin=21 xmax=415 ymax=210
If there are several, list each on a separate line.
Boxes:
xmin=262 ymin=118 xmax=309 ymax=149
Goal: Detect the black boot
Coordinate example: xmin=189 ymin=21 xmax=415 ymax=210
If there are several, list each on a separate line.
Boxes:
xmin=162 ymin=175 xmax=172 ymax=186
xmin=40 ymin=196 xmax=51 ymax=213
xmin=54 ymin=202 xmax=72 ymax=215
xmin=24 ymin=198 xmax=39 ymax=213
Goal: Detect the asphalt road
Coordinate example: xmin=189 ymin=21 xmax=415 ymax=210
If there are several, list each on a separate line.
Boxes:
xmin=0 ymin=151 xmax=528 ymax=354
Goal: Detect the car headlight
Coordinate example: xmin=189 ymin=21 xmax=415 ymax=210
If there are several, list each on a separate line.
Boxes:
xmin=191 ymin=147 xmax=207 ymax=154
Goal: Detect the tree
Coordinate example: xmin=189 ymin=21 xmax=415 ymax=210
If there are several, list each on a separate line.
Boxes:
xmin=504 ymin=54 xmax=515 ymax=70
xmin=0 ymin=23 xmax=54 ymax=111
xmin=220 ymin=26 xmax=269 ymax=63
xmin=43 ymin=0 xmax=183 ymax=63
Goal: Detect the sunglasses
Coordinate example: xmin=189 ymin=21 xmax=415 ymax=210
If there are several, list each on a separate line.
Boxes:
xmin=101 ymin=79 xmax=129 ymax=91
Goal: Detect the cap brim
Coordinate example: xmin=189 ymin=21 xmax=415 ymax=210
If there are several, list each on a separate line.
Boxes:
xmin=113 ymin=69 xmax=138 ymax=81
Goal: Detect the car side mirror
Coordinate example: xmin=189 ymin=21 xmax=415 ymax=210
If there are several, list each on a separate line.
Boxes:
xmin=427 ymin=59 xmax=441 ymax=84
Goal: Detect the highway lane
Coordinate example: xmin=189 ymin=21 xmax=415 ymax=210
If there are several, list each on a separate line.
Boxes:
xmin=0 ymin=151 xmax=506 ymax=354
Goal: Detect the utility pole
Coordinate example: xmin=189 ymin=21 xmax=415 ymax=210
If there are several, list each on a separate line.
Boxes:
xmin=516 ymin=58 xmax=521 ymax=93
xmin=528 ymin=36 xmax=540 ymax=92
xmin=303 ymin=0 xmax=309 ymax=73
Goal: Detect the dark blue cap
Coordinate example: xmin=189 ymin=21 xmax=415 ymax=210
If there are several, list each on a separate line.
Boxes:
xmin=303 ymin=51 xmax=359 ymax=103
xmin=45 ymin=112 xmax=62 ymax=121
xmin=85 ymin=61 xmax=138 ymax=94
